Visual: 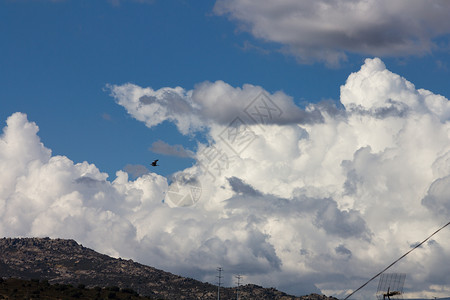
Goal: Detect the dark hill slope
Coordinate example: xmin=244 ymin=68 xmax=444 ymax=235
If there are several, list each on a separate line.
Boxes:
xmin=0 ymin=237 xmax=337 ymax=300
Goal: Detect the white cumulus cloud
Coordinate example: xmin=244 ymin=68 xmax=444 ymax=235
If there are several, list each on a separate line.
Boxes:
xmin=2 ymin=58 xmax=450 ymax=298
xmin=107 ymin=80 xmax=322 ymax=135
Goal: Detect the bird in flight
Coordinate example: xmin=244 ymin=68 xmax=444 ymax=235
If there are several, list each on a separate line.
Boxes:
xmin=151 ymin=159 xmax=159 ymax=166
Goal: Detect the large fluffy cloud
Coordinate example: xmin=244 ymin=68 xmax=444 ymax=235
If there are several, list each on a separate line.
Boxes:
xmin=107 ymin=80 xmax=322 ymax=135
xmin=2 ymin=58 xmax=450 ymax=299
xmin=214 ymin=0 xmax=450 ymax=65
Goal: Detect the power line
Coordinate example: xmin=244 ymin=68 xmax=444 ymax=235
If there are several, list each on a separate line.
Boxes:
xmin=343 ymin=221 xmax=450 ymax=300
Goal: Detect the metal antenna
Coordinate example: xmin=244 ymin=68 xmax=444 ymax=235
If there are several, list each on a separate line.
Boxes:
xmin=235 ymin=274 xmax=242 ymax=300
xmin=376 ymin=273 xmax=406 ymax=300
xmin=217 ymin=267 xmax=223 ymax=300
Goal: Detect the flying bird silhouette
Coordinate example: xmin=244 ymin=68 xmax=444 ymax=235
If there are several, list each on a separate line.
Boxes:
xmin=151 ymin=159 xmax=159 ymax=166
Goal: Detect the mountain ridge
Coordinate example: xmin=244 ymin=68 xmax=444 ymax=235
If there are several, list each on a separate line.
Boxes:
xmin=0 ymin=237 xmax=337 ymax=300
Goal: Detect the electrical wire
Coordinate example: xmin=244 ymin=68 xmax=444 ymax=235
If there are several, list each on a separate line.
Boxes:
xmin=343 ymin=221 xmax=450 ymax=300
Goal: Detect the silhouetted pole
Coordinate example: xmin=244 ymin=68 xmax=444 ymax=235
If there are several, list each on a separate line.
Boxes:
xmin=235 ymin=274 xmax=242 ymax=300
xmin=217 ymin=267 xmax=223 ymax=300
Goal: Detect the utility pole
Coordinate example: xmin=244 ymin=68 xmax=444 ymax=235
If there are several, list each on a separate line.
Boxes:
xmin=235 ymin=274 xmax=242 ymax=300
xmin=217 ymin=267 xmax=223 ymax=300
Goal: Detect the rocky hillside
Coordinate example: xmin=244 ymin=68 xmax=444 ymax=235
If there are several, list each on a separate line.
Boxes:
xmin=0 ymin=237 xmax=337 ymax=300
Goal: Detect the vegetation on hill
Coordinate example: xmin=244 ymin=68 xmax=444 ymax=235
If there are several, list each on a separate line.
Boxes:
xmin=0 ymin=277 xmax=159 ymax=300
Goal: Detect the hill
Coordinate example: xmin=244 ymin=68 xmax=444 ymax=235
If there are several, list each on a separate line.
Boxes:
xmin=0 ymin=237 xmax=337 ymax=300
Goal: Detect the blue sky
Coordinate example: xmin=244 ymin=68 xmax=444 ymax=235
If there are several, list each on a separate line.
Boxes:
xmin=2 ymin=0 xmax=447 ymax=178
xmin=2 ymin=1 xmax=450 ymax=298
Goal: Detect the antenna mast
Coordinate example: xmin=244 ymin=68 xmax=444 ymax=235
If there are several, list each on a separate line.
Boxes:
xmin=235 ymin=274 xmax=242 ymax=300
xmin=217 ymin=267 xmax=223 ymax=300
xmin=376 ymin=273 xmax=406 ymax=300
